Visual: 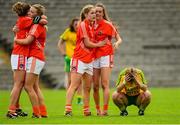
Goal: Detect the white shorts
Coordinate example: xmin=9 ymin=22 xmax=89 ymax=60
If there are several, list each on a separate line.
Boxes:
xmin=11 ymin=54 xmax=27 ymax=70
xmin=93 ymin=55 xmax=114 ymax=69
xmin=70 ymin=58 xmax=93 ymax=75
xmin=26 ymin=57 xmax=45 ymax=75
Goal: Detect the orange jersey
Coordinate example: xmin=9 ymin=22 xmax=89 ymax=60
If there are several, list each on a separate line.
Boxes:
xmin=73 ymin=19 xmax=95 ymax=63
xmin=94 ymin=19 xmax=117 ymax=59
xmin=12 ymin=16 xmax=33 ymax=56
xmin=28 ymin=24 xmax=46 ymax=61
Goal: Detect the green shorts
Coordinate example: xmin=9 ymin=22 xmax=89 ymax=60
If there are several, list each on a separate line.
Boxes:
xmin=126 ymin=94 xmax=139 ymax=106
xmin=64 ymin=56 xmax=71 ymax=72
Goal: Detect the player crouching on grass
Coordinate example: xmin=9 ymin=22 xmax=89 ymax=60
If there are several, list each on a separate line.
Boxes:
xmin=112 ymin=67 xmax=151 ymax=116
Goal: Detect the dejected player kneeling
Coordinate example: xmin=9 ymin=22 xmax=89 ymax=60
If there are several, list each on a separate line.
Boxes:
xmin=112 ymin=67 xmax=151 ymax=116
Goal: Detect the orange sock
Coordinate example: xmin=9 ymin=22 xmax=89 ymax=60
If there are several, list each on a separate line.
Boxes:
xmin=83 ymin=105 xmax=90 ymax=113
xmin=8 ymin=105 xmax=16 ymax=112
xmin=33 ymin=106 xmax=40 ymax=116
xmin=96 ymin=105 xmax=101 ymax=115
xmin=39 ymin=105 xmax=47 ymax=116
xmin=83 ymin=105 xmax=91 ymax=116
xmin=96 ymin=105 xmax=100 ymax=110
xmin=96 ymin=105 xmax=101 ymax=111
xmin=65 ymin=104 xmax=72 ymax=112
xmin=103 ymin=104 xmax=108 ymax=112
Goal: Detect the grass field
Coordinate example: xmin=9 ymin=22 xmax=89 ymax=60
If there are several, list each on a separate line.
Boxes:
xmin=1 ymin=87 xmax=180 ymax=124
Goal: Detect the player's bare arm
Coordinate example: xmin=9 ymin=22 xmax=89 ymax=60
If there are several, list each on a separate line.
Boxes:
xmin=57 ymin=39 xmax=66 ymax=56
xmin=139 ymin=84 xmax=147 ymax=92
xmin=117 ymin=82 xmax=125 ymax=93
xmin=14 ymin=35 xmax=34 ymax=45
xmin=84 ymin=37 xmax=105 ymax=48
xmin=113 ymin=33 xmax=122 ymax=50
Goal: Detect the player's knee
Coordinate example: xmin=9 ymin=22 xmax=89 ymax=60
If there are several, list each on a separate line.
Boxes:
xmin=84 ymin=85 xmax=91 ymax=92
xmin=101 ymin=78 xmax=108 ymax=86
xmin=112 ymin=92 xmax=124 ymax=101
xmin=24 ymin=84 xmax=32 ymax=93
xmin=12 ymin=84 xmax=22 ymax=92
xmin=144 ymin=90 xmax=152 ymax=101
xmin=101 ymin=82 xmax=109 ymax=90
xmin=14 ymin=80 xmax=24 ymax=88
xmin=118 ymin=93 xmax=126 ymax=101
xmin=93 ymin=85 xmax=99 ymax=92
xmin=112 ymin=91 xmax=118 ymax=101
xmin=138 ymin=91 xmax=151 ymax=104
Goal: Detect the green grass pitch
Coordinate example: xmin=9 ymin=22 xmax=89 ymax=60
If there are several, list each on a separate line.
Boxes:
xmin=1 ymin=87 xmax=180 ymax=124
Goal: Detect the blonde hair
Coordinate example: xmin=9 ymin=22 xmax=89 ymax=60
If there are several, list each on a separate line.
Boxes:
xmin=32 ymin=4 xmax=48 ymax=31
xmin=95 ymin=3 xmax=110 ymax=21
xmin=32 ymin=4 xmax=45 ymax=16
xmin=12 ymin=2 xmax=30 ymax=16
xmin=80 ymin=4 xmax=94 ymax=22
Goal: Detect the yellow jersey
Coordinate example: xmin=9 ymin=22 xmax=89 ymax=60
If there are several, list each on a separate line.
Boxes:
xmin=116 ymin=68 xmax=147 ymax=96
xmin=60 ymin=28 xmax=76 ymax=58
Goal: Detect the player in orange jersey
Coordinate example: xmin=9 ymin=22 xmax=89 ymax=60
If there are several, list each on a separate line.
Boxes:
xmin=93 ymin=3 xmax=122 ymax=116
xmin=57 ymin=17 xmax=83 ymax=105
xmin=65 ymin=4 xmax=106 ymax=116
xmin=7 ymin=2 xmax=34 ymax=119
xmin=8 ymin=2 xmax=48 ymax=119
xmin=14 ymin=4 xmax=48 ymax=118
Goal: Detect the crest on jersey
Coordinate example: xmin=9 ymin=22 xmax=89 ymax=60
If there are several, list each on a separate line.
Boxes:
xmin=97 ymin=31 xmax=103 ymax=35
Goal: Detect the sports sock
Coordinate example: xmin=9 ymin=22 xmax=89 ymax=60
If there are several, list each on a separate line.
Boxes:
xmin=103 ymin=104 xmax=108 ymax=112
xmin=39 ymin=105 xmax=47 ymax=116
xmin=8 ymin=105 xmax=16 ymax=112
xmin=65 ymin=104 xmax=72 ymax=112
xmin=33 ymin=106 xmax=40 ymax=116
xmin=83 ymin=105 xmax=90 ymax=113
xmin=96 ymin=105 xmax=101 ymax=113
